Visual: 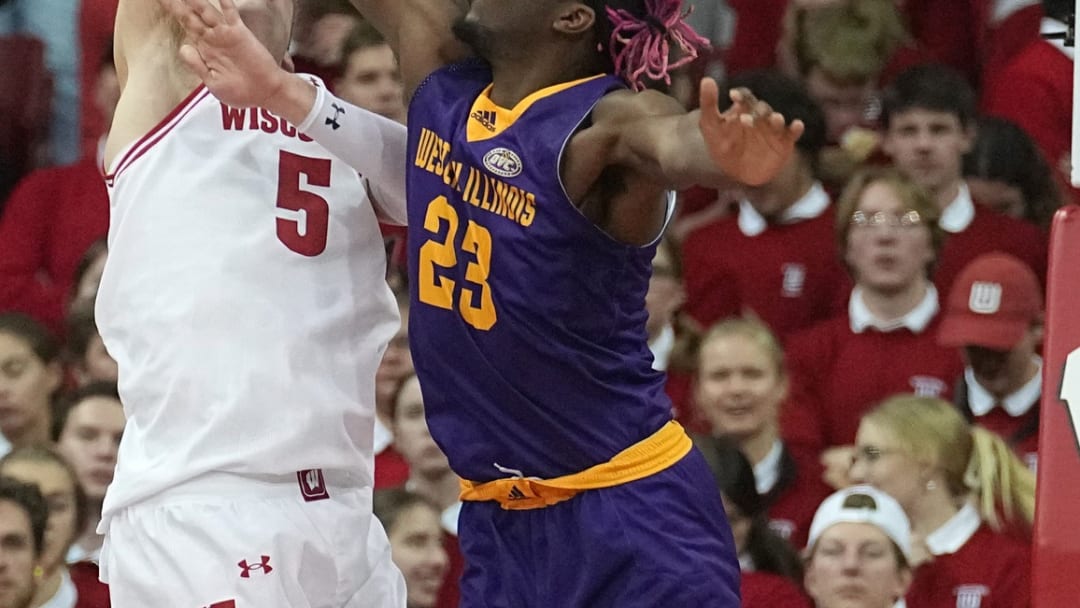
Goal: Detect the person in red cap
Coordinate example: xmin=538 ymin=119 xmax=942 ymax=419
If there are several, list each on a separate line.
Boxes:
xmin=938 ymin=252 xmax=1043 ymax=469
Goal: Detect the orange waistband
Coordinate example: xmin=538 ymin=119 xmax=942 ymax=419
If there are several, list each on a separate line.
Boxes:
xmin=458 ymin=420 xmax=692 ymax=510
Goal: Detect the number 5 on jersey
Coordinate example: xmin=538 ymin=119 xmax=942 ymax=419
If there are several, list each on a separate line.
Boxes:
xmin=419 ymin=196 xmax=498 ymax=330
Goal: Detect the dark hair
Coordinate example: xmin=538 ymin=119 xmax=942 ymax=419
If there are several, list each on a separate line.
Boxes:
xmin=373 ymin=487 xmax=439 ymax=534
xmin=963 ymin=116 xmax=1065 ymax=230
xmin=0 ymin=476 xmax=48 ymax=557
xmin=724 ymin=69 xmax=827 ymax=159
xmin=695 ymin=435 xmax=804 ymax=582
xmin=0 ymin=312 xmax=61 ymax=365
xmin=65 ymin=306 xmax=100 ymax=363
xmin=0 ymin=445 xmax=90 ymax=553
xmin=340 ymin=18 xmax=389 ymax=62
xmin=584 ymin=0 xmax=709 ymax=91
xmin=51 ymin=381 xmax=121 ymax=442
xmin=69 ymin=238 xmax=107 ymax=309
xmin=881 ymin=63 xmax=976 ymax=129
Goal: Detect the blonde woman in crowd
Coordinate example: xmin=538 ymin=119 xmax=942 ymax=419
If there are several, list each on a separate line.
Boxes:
xmin=850 ymin=394 xmax=1033 ymax=607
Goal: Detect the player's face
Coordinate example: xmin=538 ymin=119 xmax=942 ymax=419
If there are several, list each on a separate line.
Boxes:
xmin=1 ymin=461 xmax=78 ymax=576
xmin=844 ymin=181 xmax=934 ymax=294
xmin=0 ymin=500 xmax=38 ymax=608
xmin=848 ymin=422 xmax=926 ymax=517
xmin=805 ymin=522 xmax=910 ymax=608
xmin=0 ymin=334 xmax=61 ymax=443
xmin=387 ymin=503 xmax=449 ymax=608
xmin=883 ymin=109 xmax=973 ymax=197
xmin=336 ymin=44 xmax=407 ymax=124
xmin=695 ymin=334 xmax=786 ymax=440
xmin=57 ymin=397 xmax=125 ymax=503
xmin=454 ymin=0 xmax=565 ymax=58
xmin=392 ymin=377 xmax=450 ymax=477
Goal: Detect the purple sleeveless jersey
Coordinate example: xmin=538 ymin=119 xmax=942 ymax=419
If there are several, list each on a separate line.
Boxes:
xmin=405 ymin=60 xmax=674 ymax=482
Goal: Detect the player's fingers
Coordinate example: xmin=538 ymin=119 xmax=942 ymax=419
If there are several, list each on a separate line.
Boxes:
xmin=729 ymin=87 xmax=758 ymax=111
xmin=787 ymin=119 xmax=806 ymax=143
xmin=184 ymin=0 xmax=224 ymax=28
xmin=699 ymin=77 xmax=720 ymax=114
xmin=218 ymin=0 xmax=241 ymax=25
xmin=178 ymin=44 xmax=212 ymax=80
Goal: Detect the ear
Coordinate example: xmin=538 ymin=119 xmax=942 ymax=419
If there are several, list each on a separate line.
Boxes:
xmin=553 ymin=3 xmax=596 ymax=36
xmin=894 ymin=566 xmax=914 ymax=600
xmin=45 ymin=361 xmax=63 ymax=395
xmin=960 ymin=122 xmax=976 ymax=155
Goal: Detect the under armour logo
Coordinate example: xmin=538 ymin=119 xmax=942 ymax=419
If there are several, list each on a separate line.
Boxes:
xmin=507 ymin=485 xmax=527 ymax=501
xmin=297 ymin=469 xmax=330 ymax=502
xmin=238 ymin=555 xmax=273 ymax=578
xmin=325 ymin=103 xmax=345 ymax=130
xmin=203 ymin=601 xmax=236 ymax=608
xmin=471 ymin=109 xmax=497 ymax=132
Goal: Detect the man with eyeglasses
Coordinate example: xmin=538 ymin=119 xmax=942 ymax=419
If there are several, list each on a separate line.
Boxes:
xmin=782 ymin=167 xmax=964 ymax=489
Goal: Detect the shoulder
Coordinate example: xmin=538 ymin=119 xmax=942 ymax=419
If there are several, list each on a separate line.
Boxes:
xmin=590 ymin=88 xmax=684 ymax=126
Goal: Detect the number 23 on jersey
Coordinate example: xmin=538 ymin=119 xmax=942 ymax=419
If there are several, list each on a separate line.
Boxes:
xmin=418 ymin=196 xmax=498 ymax=331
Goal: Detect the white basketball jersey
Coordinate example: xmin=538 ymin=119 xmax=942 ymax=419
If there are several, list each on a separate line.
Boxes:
xmin=96 ymin=80 xmax=398 ymax=522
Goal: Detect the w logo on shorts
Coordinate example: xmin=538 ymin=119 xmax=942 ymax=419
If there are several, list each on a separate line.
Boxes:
xmin=297 ymin=469 xmax=330 ymax=502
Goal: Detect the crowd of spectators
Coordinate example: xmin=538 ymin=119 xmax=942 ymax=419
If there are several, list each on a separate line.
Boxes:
xmin=0 ymin=0 xmax=1073 ymax=606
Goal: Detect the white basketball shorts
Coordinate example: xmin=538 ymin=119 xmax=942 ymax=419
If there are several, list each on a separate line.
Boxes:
xmin=100 ymin=470 xmax=406 ymax=608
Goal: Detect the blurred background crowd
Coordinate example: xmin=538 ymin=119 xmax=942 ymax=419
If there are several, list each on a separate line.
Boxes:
xmin=0 ymin=0 xmax=1073 ymax=606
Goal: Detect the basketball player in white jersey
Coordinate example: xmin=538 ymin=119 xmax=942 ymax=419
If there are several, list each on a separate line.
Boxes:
xmin=97 ymin=0 xmax=411 ymax=605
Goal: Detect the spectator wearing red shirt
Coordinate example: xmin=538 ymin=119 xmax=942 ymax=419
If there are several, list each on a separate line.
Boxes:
xmin=682 ymin=70 xmax=848 ymax=344
xmin=851 ymin=395 xmax=1034 ymax=608
xmin=784 ymin=168 xmax=964 ymax=486
xmin=695 ymin=318 xmax=832 ymax=549
xmin=0 ymin=51 xmax=117 ymax=334
xmin=696 ymin=436 xmax=812 ymax=608
xmin=881 ymin=63 xmax=1048 ymax=295
xmin=939 ymin=253 xmax=1044 ymax=470
xmin=983 ymin=1 xmax=1078 ymax=201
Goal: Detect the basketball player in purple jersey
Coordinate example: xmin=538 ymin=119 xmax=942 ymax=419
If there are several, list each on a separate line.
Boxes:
xmin=98 ymin=0 xmax=415 ymax=605
xmin=162 ymin=0 xmax=804 ymax=605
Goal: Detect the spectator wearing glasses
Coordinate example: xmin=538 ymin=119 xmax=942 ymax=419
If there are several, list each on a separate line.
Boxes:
xmin=803 ymin=485 xmax=913 ymax=608
xmin=783 ymin=168 xmax=963 ymax=488
xmin=850 ymin=394 xmax=1033 ymax=608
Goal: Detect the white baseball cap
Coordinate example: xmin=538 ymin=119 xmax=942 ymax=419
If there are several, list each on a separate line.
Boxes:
xmin=807 ymin=485 xmax=912 ymax=561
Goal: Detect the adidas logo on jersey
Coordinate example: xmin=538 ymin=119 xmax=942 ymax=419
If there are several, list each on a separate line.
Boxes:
xmin=507 ymin=485 xmax=527 ymax=501
xmin=471 ymin=109 xmax=498 ymax=132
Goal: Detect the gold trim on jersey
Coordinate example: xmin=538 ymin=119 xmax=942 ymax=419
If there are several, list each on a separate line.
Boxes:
xmin=458 ymin=420 xmax=692 ymax=510
xmin=466 ymin=74 xmax=607 ymax=143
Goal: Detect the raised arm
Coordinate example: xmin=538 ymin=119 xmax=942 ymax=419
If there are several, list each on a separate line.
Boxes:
xmin=348 ymin=0 xmax=471 ymax=99
xmin=562 ymin=78 xmax=803 ymax=211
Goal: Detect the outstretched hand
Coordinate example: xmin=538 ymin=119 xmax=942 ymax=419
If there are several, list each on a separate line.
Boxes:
xmin=158 ymin=0 xmax=289 ymax=108
xmin=698 ymin=77 xmax=805 ymax=187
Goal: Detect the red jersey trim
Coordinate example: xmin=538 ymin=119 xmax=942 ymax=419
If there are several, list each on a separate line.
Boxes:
xmin=104 ymin=85 xmax=210 ymax=186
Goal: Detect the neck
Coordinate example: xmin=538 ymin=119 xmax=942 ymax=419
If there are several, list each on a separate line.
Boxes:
xmin=909 ymin=488 xmax=962 ymax=540
xmin=31 ymin=566 xmax=63 ymax=608
xmin=10 ymin=416 xmax=51 ymax=450
xmin=991 ymin=356 xmax=1041 ymax=400
xmin=932 ymin=179 xmax=963 ymax=212
xmin=859 ymin=280 xmax=929 ymax=323
xmin=410 ymin=469 xmax=461 ymax=511
xmin=487 ymin=46 xmax=595 ymax=108
xmin=75 ymin=502 xmax=104 ymax=555
xmin=737 ymin=426 xmax=779 ymax=466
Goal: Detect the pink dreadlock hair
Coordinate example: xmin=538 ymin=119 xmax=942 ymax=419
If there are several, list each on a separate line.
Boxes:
xmin=602 ymin=0 xmax=711 ymax=91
